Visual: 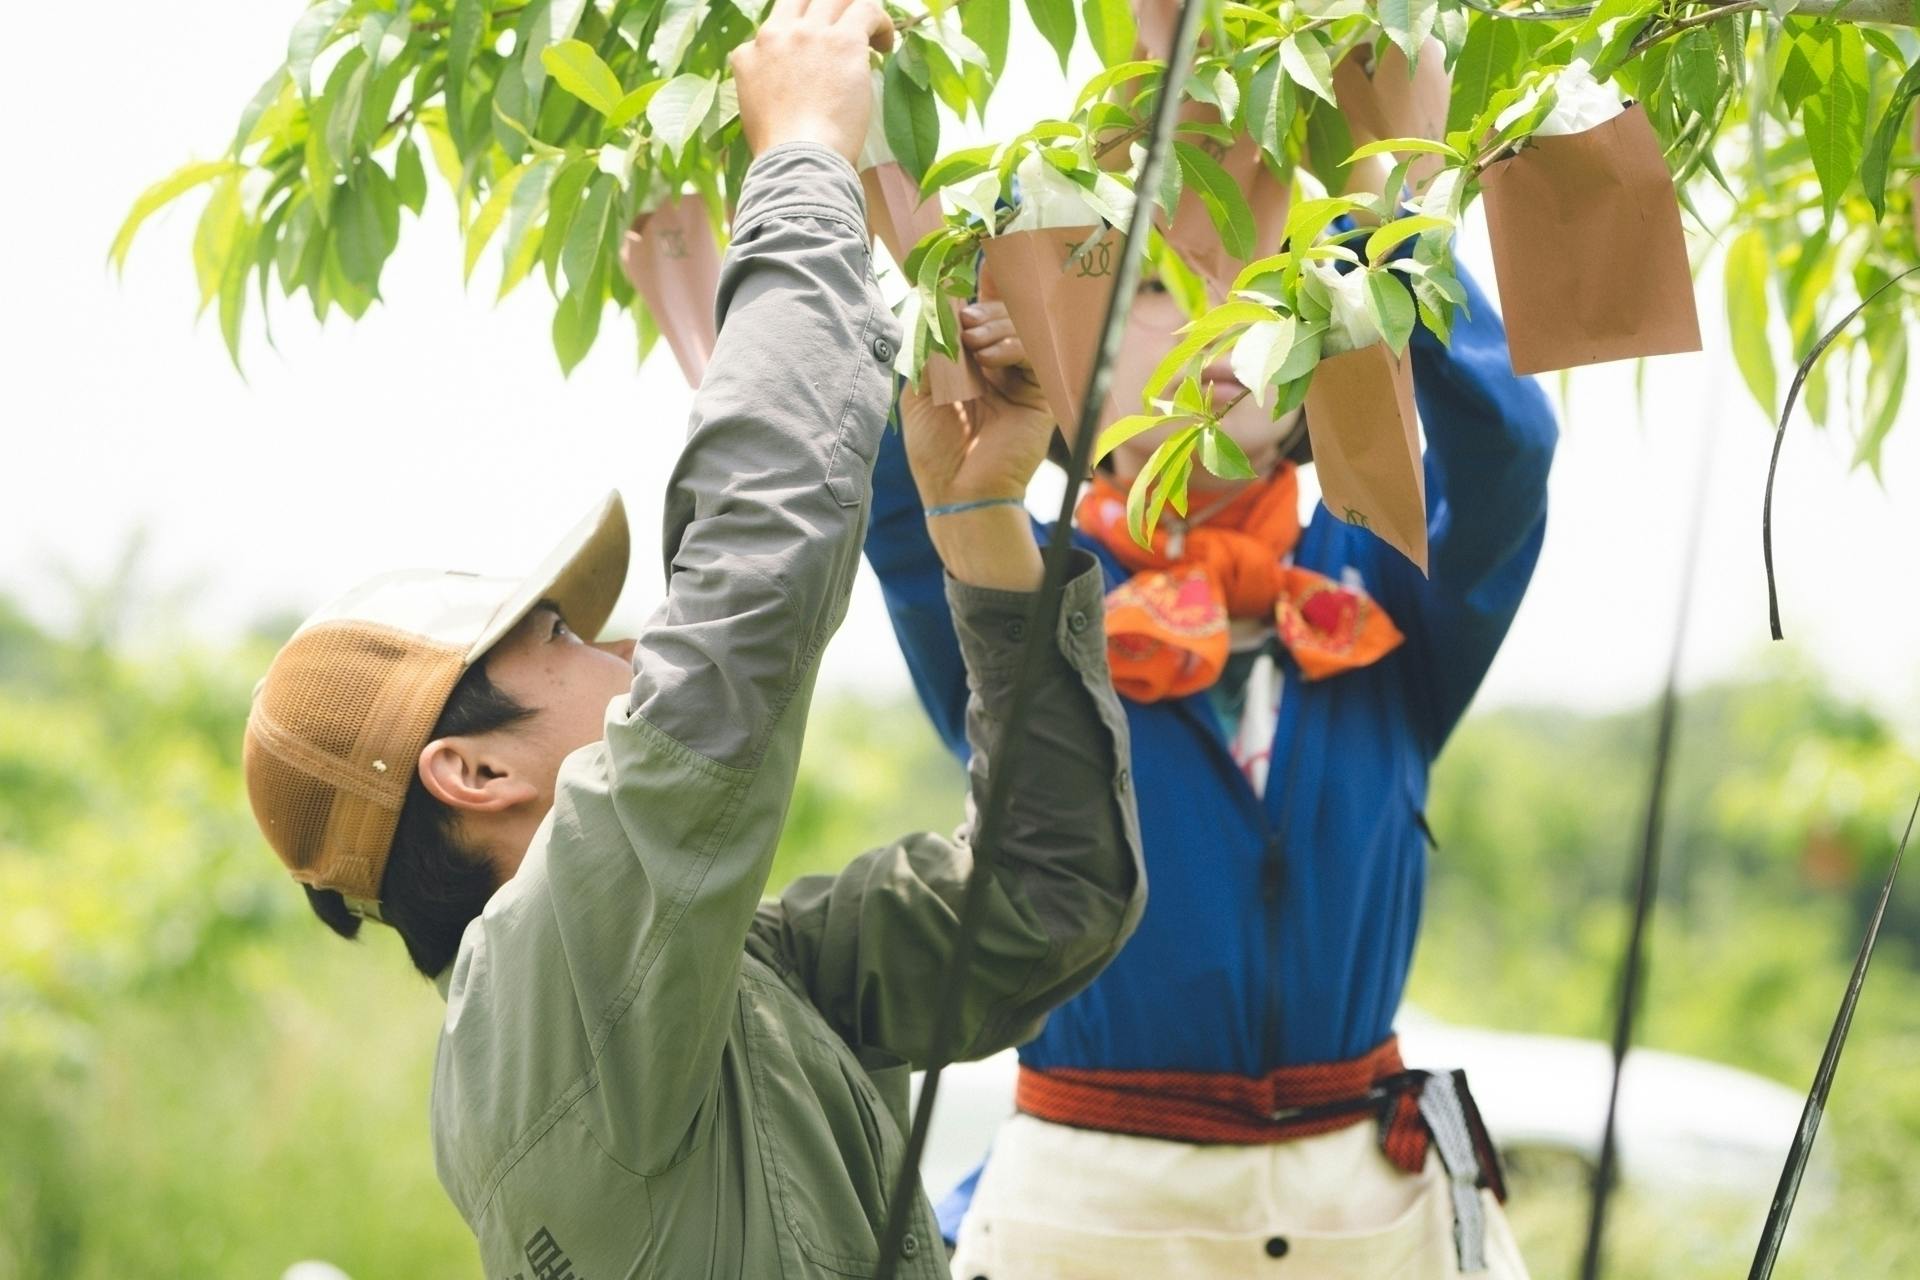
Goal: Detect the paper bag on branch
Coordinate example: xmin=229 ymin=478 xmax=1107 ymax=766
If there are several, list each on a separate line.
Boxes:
xmin=1479 ymin=98 xmax=1701 ymax=375
xmin=982 ymin=225 xmax=1125 ymax=443
xmin=1143 ymin=103 xmax=1290 ymax=303
xmin=620 ymin=196 xmax=721 ymax=387
xmin=857 ymin=71 xmax=986 ymax=405
xmin=860 ymin=162 xmax=988 ymax=404
xmin=1302 ymin=261 xmax=1427 ymax=572
xmin=1306 ymin=342 xmax=1427 ymax=573
xmin=1333 ymin=40 xmax=1451 ymax=194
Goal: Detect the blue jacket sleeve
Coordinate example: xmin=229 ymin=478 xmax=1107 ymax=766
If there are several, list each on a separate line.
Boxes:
xmin=864 ymin=404 xmax=975 ymax=758
xmin=1387 ymin=262 xmax=1558 ymax=757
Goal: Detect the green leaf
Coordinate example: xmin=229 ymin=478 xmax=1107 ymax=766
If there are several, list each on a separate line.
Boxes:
xmin=523 ymin=0 xmax=591 ymax=98
xmin=647 ymin=74 xmax=717 ymax=158
xmin=1143 ymin=300 xmax=1274 ymax=400
xmin=1128 ymin=425 xmax=1203 ymax=544
xmin=1725 ymin=229 xmax=1776 ymax=418
xmin=541 ymin=156 xmax=598 ymax=288
xmin=553 ymin=278 xmax=606 ymax=374
xmin=1346 ymin=137 xmax=1461 ymax=163
xmin=1230 ymin=317 xmax=1295 ymax=405
xmin=1302 ymin=103 xmax=1357 ymax=199
xmin=1174 ymin=141 xmax=1256 ymax=261
xmin=542 ymin=40 xmax=625 ymax=116
xmin=360 ymin=9 xmax=411 ymax=74
xmin=1081 ymin=0 xmax=1136 ymax=67
xmin=883 ymin=57 xmax=942 ymax=184
xmin=289 ymin=0 xmax=350 ymax=99
xmin=1856 ymin=324 xmax=1907 ymax=475
xmin=608 ymin=81 xmax=663 ymax=129
xmin=1447 ymin=16 xmax=1520 ymax=135
xmin=110 ymin=161 xmax=242 ymax=273
xmin=501 ymin=156 xmax=560 ymax=280
xmin=1279 ymin=32 xmax=1338 ymax=107
xmin=648 ymin=0 xmax=708 ymax=76
xmin=324 ymin=53 xmax=371 ymax=164
xmin=464 ymin=162 xmax=530 ymax=280
xmin=1802 ymin=27 xmax=1868 ymax=225
xmin=1095 ymin=413 xmax=1179 ymax=461
xmin=1026 ymin=0 xmax=1076 ymax=73
xmin=964 ymin=0 xmax=1013 ymax=79
xmin=1364 ymin=270 xmax=1416 ymax=353
xmin=1246 ymin=55 xmax=1288 ymax=163
xmin=563 ymin=172 xmax=616 ymax=294
xmin=920 ymin=145 xmax=999 ymax=193
xmin=1199 ymin=425 xmax=1257 ymax=480
xmin=1365 ymin=214 xmax=1452 ymax=262
xmin=446 ymin=0 xmax=485 ymax=152
xmin=1670 ymin=30 xmax=1721 ymax=118
xmin=1862 ymin=58 xmax=1920 ymax=219
xmin=1776 ymin=36 xmax=1821 ymax=118
xmin=395 ymin=137 xmax=427 ymax=214
xmin=1379 ymin=0 xmax=1439 ymax=68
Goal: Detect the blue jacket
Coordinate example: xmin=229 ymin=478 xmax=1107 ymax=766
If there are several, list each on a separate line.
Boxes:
xmin=863 ymin=264 xmax=1556 ymax=1224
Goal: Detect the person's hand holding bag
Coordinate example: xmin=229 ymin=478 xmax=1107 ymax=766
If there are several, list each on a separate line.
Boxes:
xmin=900 ymin=270 xmax=1053 ymax=591
xmin=732 ymin=0 xmax=895 ymax=161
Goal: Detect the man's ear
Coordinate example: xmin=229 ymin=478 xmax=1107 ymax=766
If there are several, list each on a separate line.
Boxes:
xmin=417 ymin=737 xmax=541 ymax=815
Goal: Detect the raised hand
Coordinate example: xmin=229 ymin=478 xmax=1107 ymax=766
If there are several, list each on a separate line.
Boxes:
xmin=731 ymin=0 xmax=895 ymax=162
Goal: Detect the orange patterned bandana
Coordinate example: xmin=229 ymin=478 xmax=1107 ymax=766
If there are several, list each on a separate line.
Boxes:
xmin=1076 ymin=468 xmax=1404 ymax=701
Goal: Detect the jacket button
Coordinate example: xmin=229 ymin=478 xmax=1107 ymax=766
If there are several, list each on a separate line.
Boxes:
xmin=872 ymin=335 xmax=895 ymax=363
xmin=901 ymin=1231 xmax=920 ymax=1258
xmin=1005 ymin=618 xmax=1026 ymax=642
xmin=1116 ymin=768 xmax=1130 ymax=794
xmin=1265 ymin=1235 xmax=1290 ymax=1258
xmin=1067 ymin=609 xmax=1090 ymax=634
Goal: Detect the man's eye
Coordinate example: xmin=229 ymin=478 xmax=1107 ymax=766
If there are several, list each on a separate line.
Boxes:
xmin=550 ymin=616 xmax=571 ymax=640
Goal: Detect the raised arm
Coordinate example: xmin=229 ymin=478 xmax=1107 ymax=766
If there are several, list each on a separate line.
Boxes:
xmin=756 ymin=378 xmax=1144 ymax=1065
xmin=539 ymin=3 xmax=904 ymax=1174
xmin=1387 ymin=261 xmax=1559 ymax=754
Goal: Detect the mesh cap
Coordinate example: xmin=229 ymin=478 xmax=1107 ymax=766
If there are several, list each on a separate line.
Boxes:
xmin=243 ymin=493 xmax=630 ymax=912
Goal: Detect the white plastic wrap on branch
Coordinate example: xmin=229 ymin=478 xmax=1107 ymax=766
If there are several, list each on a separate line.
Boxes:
xmin=1523 ymin=59 xmax=1625 ymax=137
xmin=1310 ymin=261 xmax=1383 ymax=355
xmin=857 ymin=69 xmax=892 ymax=170
xmin=1006 ymin=152 xmax=1127 ymax=232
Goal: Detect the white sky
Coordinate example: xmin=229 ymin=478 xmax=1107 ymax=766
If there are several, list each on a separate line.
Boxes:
xmin=6 ymin=3 xmax=1919 ymax=731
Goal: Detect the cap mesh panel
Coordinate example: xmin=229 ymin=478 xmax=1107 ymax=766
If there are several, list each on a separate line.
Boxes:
xmin=244 ymin=621 xmax=464 ymax=901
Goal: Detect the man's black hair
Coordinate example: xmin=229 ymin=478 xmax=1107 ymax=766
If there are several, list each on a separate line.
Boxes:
xmin=303 ymin=660 xmax=535 ymax=978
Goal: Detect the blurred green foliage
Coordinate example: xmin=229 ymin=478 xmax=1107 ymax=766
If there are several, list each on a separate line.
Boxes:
xmin=2 ymin=588 xmax=1916 ymax=1278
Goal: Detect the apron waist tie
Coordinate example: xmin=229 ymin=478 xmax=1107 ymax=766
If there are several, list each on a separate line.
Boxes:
xmin=1015 ymin=1040 xmax=1508 ymax=1272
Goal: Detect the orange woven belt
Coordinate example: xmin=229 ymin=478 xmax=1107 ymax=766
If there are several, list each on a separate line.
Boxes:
xmin=1014 ymin=1035 xmax=1429 ymax=1175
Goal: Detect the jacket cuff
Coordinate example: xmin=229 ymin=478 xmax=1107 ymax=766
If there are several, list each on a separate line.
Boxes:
xmin=732 ymin=143 xmax=868 ymax=241
xmin=945 ymin=551 xmax=1109 ymax=683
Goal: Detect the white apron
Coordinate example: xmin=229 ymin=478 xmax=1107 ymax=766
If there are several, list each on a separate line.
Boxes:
xmin=949 ymin=1114 xmax=1530 ymax=1280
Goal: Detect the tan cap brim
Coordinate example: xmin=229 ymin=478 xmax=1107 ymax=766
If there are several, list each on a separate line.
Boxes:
xmin=467 ymin=491 xmax=632 ymax=663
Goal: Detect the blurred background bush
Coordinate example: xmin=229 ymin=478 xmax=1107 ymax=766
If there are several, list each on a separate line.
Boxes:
xmin=3 ymin=567 xmax=1916 ymax=1279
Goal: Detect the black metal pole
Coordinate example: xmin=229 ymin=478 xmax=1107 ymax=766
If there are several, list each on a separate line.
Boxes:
xmin=1577 ymin=417 xmax=1715 ymax=1280
xmin=868 ymin=4 xmax=1208 ymax=1274
xmin=1748 ymin=793 xmax=1919 ymax=1278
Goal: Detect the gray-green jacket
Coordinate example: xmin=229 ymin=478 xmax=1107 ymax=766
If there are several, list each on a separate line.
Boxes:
xmin=429 ymin=143 xmax=1144 ymax=1280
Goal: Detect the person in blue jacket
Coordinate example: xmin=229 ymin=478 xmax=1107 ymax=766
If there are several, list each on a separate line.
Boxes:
xmin=864 ymin=255 xmax=1556 ymax=1278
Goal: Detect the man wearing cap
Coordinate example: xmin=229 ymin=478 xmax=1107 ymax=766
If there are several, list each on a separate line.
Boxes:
xmin=239 ymin=4 xmax=1143 ymax=1276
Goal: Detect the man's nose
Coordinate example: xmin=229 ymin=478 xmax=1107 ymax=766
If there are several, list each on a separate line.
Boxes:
xmin=600 ymin=637 xmax=637 ymax=662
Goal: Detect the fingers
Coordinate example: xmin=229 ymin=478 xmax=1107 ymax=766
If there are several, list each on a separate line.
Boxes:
xmin=844 ymin=0 xmax=895 ymax=52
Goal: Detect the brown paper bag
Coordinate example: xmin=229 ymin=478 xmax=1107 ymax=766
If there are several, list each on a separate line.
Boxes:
xmin=1333 ymin=40 xmax=1452 ymax=194
xmin=620 ymin=197 xmax=721 ymax=387
xmin=1479 ymin=103 xmax=1702 ymax=375
xmin=1305 ymin=343 xmax=1428 ymax=573
xmin=860 ymin=161 xmax=988 ymax=405
xmin=981 ymin=226 xmax=1125 ymax=439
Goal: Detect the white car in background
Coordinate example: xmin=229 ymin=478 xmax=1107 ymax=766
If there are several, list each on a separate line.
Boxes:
xmin=912 ymin=1008 xmax=1819 ymax=1206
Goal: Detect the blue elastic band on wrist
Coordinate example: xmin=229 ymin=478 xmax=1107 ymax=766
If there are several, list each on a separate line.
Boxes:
xmin=924 ymin=496 xmax=1025 ymax=519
